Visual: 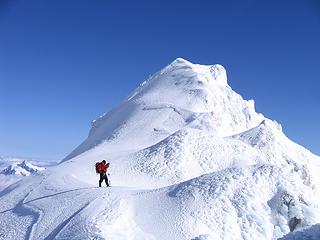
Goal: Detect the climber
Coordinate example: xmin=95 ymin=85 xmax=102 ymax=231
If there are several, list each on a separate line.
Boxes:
xmin=95 ymin=160 xmax=110 ymax=187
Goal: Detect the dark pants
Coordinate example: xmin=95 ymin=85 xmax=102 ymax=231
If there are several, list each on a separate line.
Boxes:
xmin=99 ymin=173 xmax=109 ymax=187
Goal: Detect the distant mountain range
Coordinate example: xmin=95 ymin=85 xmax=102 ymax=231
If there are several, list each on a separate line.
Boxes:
xmin=1 ymin=159 xmax=45 ymax=176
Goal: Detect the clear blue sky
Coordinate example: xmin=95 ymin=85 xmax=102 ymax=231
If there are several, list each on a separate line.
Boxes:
xmin=0 ymin=0 xmax=319 ymax=161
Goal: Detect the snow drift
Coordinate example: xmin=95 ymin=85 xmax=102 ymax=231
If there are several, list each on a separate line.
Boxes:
xmin=0 ymin=58 xmax=319 ymax=240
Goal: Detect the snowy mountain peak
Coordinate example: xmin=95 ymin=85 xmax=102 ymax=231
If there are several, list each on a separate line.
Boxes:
xmin=170 ymin=57 xmax=192 ymax=66
xmin=1 ymin=160 xmax=45 ymax=176
xmin=65 ymin=58 xmax=262 ymax=160
xmin=168 ymin=57 xmax=228 ymax=86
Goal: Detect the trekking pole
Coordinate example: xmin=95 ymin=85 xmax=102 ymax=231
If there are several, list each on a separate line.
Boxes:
xmin=108 ymin=173 xmax=111 ymax=187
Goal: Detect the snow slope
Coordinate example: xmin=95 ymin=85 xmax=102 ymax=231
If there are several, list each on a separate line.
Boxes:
xmin=0 ymin=58 xmax=319 ymax=240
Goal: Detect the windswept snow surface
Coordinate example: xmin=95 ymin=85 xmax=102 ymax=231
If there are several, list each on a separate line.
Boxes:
xmin=1 ymin=58 xmax=320 ymax=240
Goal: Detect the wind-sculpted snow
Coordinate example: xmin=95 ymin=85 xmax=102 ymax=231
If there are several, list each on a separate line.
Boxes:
xmin=160 ymin=164 xmax=319 ymax=239
xmin=1 ymin=58 xmax=320 ymax=239
xmin=128 ymin=118 xmax=319 ymax=190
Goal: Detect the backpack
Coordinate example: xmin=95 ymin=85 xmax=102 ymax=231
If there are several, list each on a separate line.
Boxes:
xmin=95 ymin=162 xmax=103 ymax=174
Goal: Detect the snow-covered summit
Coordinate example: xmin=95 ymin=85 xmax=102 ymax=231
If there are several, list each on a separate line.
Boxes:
xmin=65 ymin=58 xmax=263 ymax=160
xmin=1 ymin=160 xmax=45 ymax=176
xmin=167 ymin=57 xmax=228 ymax=85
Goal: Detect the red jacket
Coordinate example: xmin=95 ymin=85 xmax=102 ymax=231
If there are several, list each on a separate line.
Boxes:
xmin=98 ymin=162 xmax=109 ymax=174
